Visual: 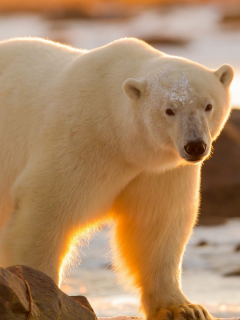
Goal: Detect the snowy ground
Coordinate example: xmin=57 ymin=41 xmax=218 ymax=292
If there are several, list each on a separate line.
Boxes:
xmin=0 ymin=4 xmax=239 ymax=318
xmin=99 ymin=318 xmax=239 ymax=320
xmin=61 ymin=219 xmax=240 ymax=318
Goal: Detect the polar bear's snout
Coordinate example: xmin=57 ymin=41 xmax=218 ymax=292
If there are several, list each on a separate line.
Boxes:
xmin=184 ymin=139 xmax=207 ymax=161
xmin=173 ymin=112 xmax=211 ymax=163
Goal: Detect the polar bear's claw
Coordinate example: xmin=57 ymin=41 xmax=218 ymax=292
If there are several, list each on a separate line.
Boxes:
xmin=149 ymin=304 xmax=212 ymax=320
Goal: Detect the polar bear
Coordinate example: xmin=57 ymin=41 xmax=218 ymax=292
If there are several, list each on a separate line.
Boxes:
xmin=0 ymin=37 xmax=233 ymax=319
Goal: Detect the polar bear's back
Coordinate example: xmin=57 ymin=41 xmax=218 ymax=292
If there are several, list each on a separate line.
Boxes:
xmin=0 ymin=39 xmax=85 ymax=193
xmin=0 ymin=37 xmax=83 ymax=65
xmin=0 ymin=38 xmax=84 ymax=93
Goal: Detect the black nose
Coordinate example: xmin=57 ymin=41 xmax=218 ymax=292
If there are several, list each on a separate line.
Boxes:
xmin=184 ymin=140 xmax=207 ymax=157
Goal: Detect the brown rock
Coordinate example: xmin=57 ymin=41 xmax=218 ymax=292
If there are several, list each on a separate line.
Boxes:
xmin=195 ymin=240 xmax=208 ymax=247
xmin=223 ymin=268 xmax=240 ymax=277
xmin=234 ymin=243 xmax=240 ymax=252
xmin=199 ymin=109 xmax=240 ymax=225
xmin=0 ymin=265 xmax=96 ymax=320
xmin=71 ymin=296 xmax=95 ymax=314
xmin=0 ymin=267 xmax=30 ymax=319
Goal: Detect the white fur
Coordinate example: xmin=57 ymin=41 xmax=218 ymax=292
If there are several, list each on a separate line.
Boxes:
xmin=0 ymin=37 xmax=233 ymax=319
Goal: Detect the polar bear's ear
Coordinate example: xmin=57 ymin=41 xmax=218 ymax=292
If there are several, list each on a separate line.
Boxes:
xmin=215 ymin=64 xmax=234 ymax=88
xmin=123 ymin=78 xmax=145 ymax=100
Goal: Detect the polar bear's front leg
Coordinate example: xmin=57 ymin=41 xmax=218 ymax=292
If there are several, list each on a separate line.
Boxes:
xmin=0 ymin=156 xmax=92 ymax=285
xmin=113 ymin=164 xmax=212 ymax=320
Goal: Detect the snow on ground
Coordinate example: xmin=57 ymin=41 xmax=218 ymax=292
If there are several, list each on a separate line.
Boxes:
xmin=98 ymin=318 xmax=240 ymax=320
xmin=60 ymin=219 xmax=240 ymax=318
xmin=182 ymin=219 xmax=240 ymax=318
xmin=0 ymin=4 xmax=239 ymax=317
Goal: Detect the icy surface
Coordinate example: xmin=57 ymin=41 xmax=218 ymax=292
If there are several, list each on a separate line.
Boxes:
xmin=60 ymin=220 xmax=240 ymax=318
xmin=98 ymin=318 xmax=239 ymax=320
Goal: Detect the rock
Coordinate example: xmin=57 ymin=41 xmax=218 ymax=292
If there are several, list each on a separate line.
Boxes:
xmin=142 ymin=35 xmax=189 ymax=47
xmin=196 ymin=240 xmax=208 ymax=247
xmin=223 ymin=268 xmax=240 ymax=277
xmin=0 ymin=265 xmax=96 ymax=320
xmin=71 ymin=296 xmax=95 ymax=314
xmin=199 ymin=109 xmax=240 ymax=225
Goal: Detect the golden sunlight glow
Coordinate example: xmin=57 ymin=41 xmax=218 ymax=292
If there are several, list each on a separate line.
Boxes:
xmin=219 ymin=304 xmax=240 ymax=313
xmin=60 ymin=284 xmax=74 ymax=294
xmin=58 ymin=219 xmax=105 ymax=288
xmin=230 ymin=72 xmax=240 ymax=109
xmin=79 ymin=286 xmax=87 ymax=294
xmin=0 ymin=0 xmax=216 ymax=13
xmin=59 ymin=232 xmax=82 ymax=287
xmin=0 ymin=0 xmax=140 ymax=12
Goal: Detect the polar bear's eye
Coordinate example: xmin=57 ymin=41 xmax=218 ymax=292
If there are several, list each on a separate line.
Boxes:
xmin=205 ymin=104 xmax=212 ymax=112
xmin=166 ymin=108 xmax=175 ymax=116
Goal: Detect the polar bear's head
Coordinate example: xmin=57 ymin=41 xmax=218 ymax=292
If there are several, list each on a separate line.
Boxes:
xmin=123 ymin=57 xmax=234 ymax=165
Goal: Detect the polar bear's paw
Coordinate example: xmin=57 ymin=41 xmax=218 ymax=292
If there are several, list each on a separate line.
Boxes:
xmin=148 ymin=304 xmax=212 ymax=320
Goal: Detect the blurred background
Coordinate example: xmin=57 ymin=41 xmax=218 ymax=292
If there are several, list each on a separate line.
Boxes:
xmin=0 ymin=0 xmax=239 ymax=318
